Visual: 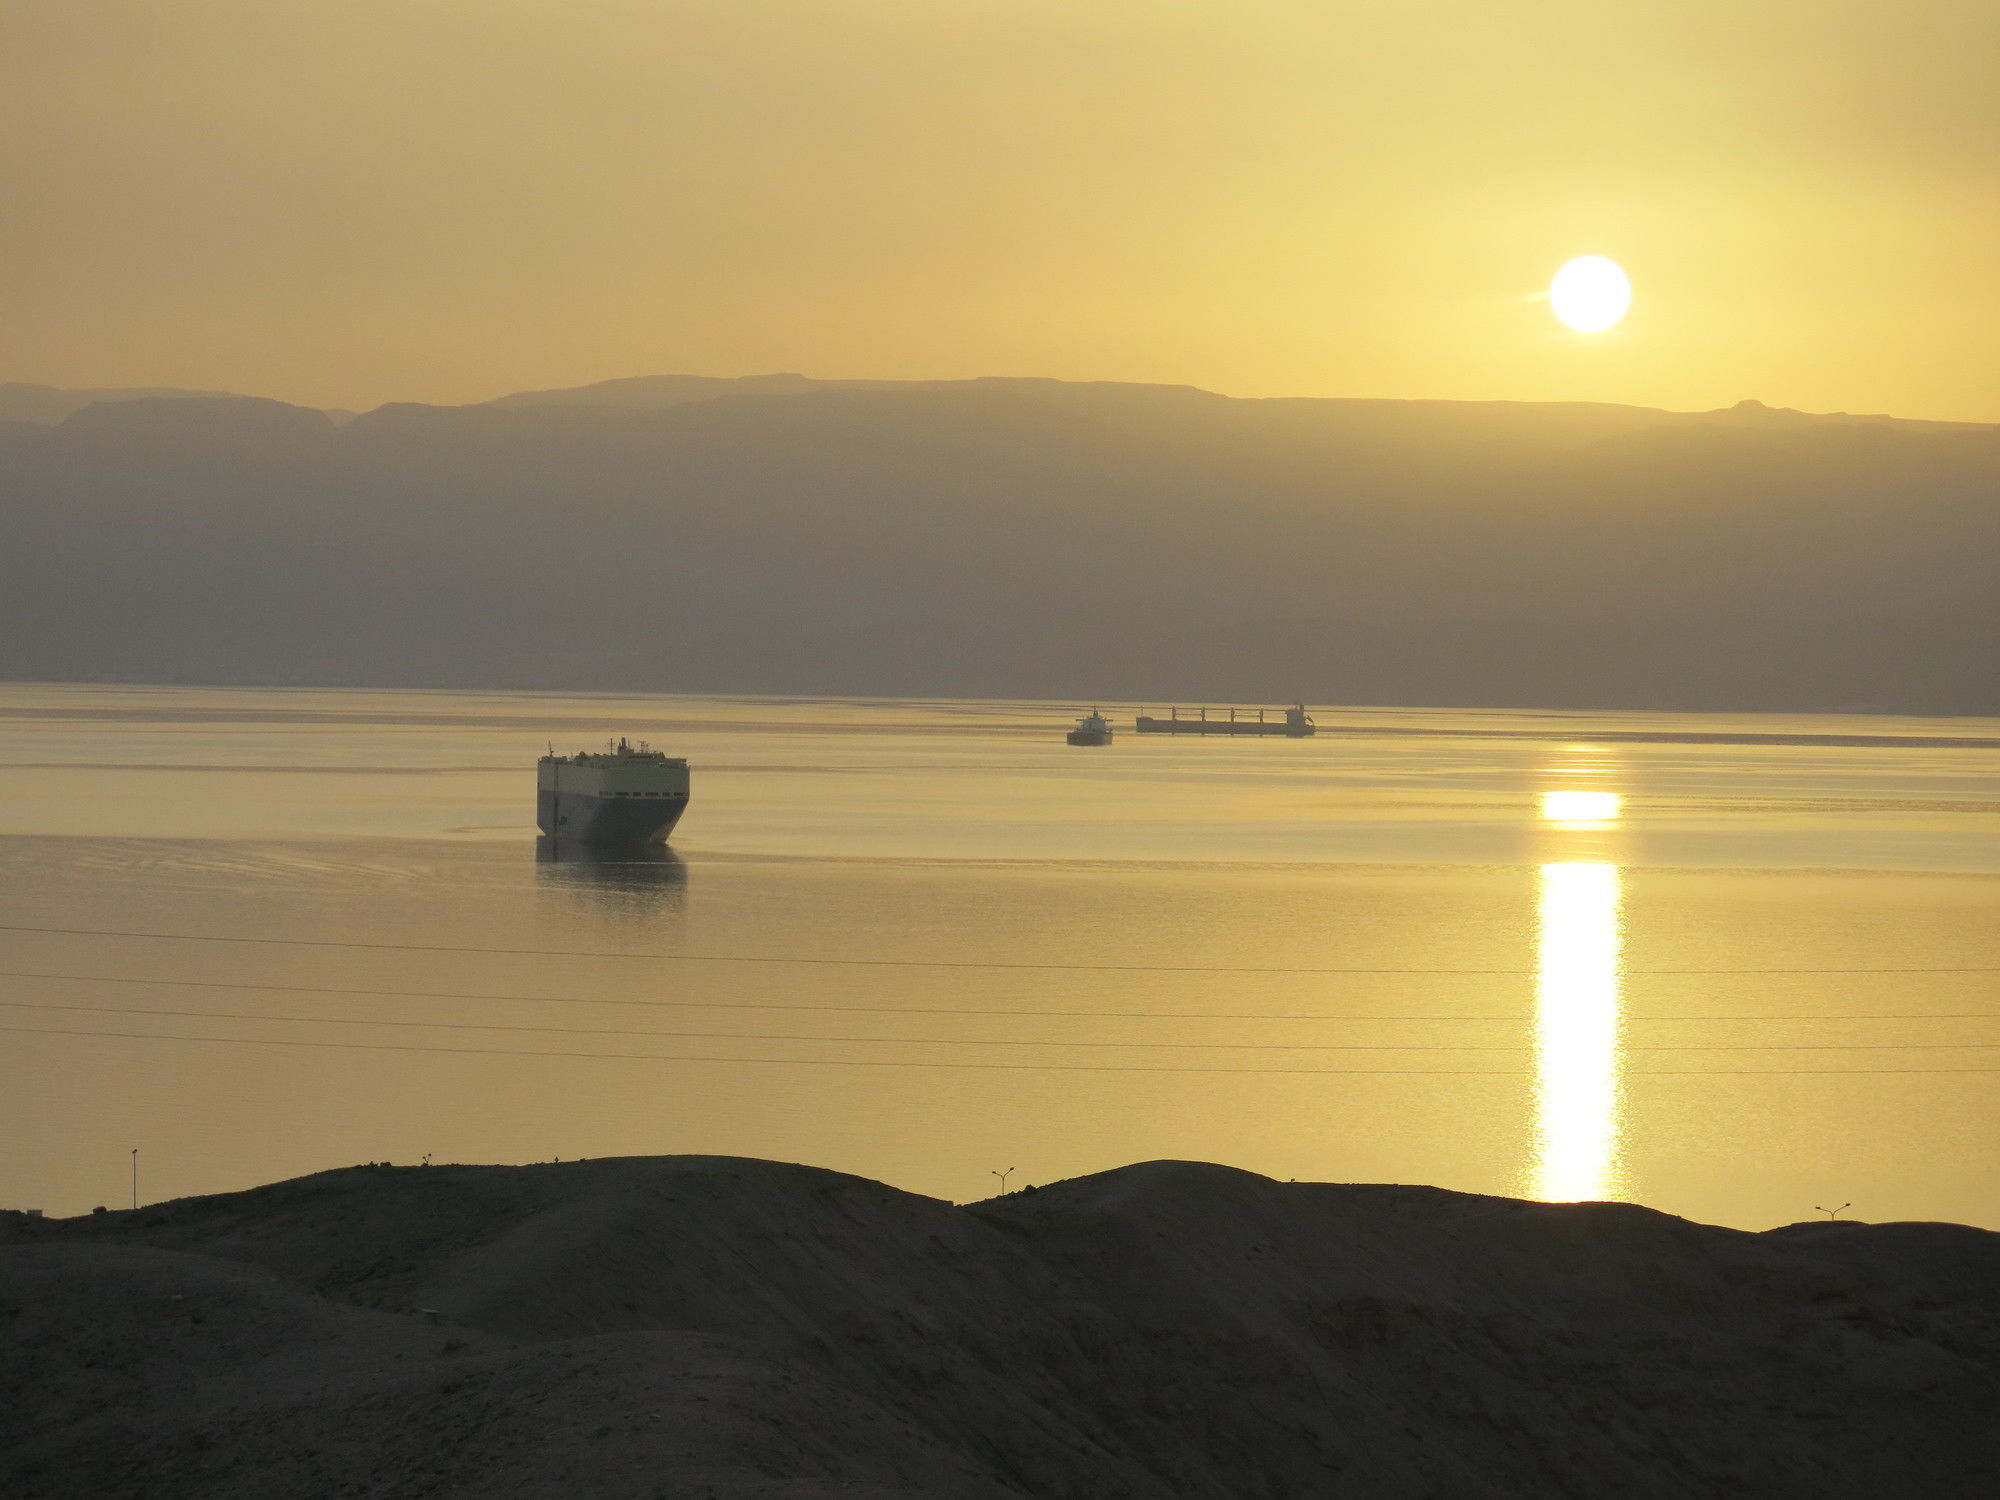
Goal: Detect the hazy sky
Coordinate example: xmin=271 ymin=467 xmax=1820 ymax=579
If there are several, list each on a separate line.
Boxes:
xmin=5 ymin=1 xmax=1996 ymax=417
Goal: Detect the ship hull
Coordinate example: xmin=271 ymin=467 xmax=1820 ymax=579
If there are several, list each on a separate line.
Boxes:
xmin=1066 ymin=728 xmax=1113 ymax=746
xmin=536 ymin=790 xmax=689 ymax=845
xmin=1134 ymin=717 xmax=1313 ymax=737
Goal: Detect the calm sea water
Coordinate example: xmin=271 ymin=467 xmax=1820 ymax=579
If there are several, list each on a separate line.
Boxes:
xmin=4 ymin=682 xmax=1999 ymax=1228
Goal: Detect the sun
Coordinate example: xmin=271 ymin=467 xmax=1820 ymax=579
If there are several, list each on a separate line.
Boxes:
xmin=1549 ymin=256 xmax=1631 ymax=332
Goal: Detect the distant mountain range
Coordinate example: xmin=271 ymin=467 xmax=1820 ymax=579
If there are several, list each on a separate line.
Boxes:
xmin=1 ymin=375 xmax=1993 ymax=712
xmin=8 ymin=373 xmax=1989 ymax=438
xmin=0 ymin=383 xmax=361 ymax=429
xmin=0 ymin=382 xmax=248 ymax=427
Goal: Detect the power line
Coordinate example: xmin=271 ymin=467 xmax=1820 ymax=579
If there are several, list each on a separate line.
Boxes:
xmin=1 ymin=922 xmax=1995 ymax=977
xmin=11 ymin=995 xmax=2000 ymax=1051
xmin=8 ymin=1021 xmax=2000 ymax=1074
xmin=4 ymin=967 xmax=1997 ymax=1024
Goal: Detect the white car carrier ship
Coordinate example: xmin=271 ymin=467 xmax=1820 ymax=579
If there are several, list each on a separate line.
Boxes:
xmin=537 ymin=738 xmax=689 ymax=845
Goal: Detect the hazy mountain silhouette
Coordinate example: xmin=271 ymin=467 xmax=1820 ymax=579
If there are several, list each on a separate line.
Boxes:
xmin=0 ymin=379 xmax=1993 ymax=711
xmin=0 ymin=383 xmax=361 ymax=426
xmin=0 ymin=382 xmax=253 ymax=425
xmin=486 ymin=373 xmax=1990 ymax=439
xmin=481 ymin=371 xmax=907 ymax=410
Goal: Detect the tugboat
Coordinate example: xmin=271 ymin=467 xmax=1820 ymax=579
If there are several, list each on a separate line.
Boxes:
xmin=537 ymin=737 xmax=689 ymax=844
xmin=1066 ymin=709 xmax=1114 ymax=747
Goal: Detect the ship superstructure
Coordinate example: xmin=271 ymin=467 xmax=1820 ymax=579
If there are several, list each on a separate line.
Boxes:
xmin=1066 ymin=709 xmax=1114 ymax=746
xmin=536 ymin=737 xmax=690 ymax=845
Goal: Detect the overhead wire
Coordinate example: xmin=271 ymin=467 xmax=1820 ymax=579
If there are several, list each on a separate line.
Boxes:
xmin=8 ymin=994 xmax=2000 ymax=1051
xmin=2 ymin=967 xmax=1997 ymax=1023
xmin=2 ymin=922 xmax=1998 ymax=976
xmin=9 ymin=1021 xmax=2000 ymax=1075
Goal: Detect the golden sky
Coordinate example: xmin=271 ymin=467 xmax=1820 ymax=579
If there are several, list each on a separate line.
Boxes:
xmin=6 ymin=1 xmax=1996 ymax=418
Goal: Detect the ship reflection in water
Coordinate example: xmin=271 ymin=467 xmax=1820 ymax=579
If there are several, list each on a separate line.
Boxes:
xmin=1526 ymin=770 xmax=1627 ymax=1203
xmin=535 ymin=837 xmax=688 ymax=915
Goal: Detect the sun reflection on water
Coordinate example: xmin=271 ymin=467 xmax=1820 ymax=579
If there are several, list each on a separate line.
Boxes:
xmin=1538 ymin=789 xmax=1622 ymax=827
xmin=1526 ymin=773 xmax=1626 ymax=1202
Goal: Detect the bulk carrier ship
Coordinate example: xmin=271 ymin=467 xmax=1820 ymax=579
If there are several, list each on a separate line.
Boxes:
xmin=1134 ymin=705 xmax=1315 ymax=737
xmin=536 ymin=738 xmax=689 ymax=845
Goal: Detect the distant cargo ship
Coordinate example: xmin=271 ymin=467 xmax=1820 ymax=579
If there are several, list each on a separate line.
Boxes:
xmin=1066 ymin=710 xmax=1114 ymax=746
xmin=1134 ymin=705 xmax=1316 ymax=737
xmin=537 ymin=738 xmax=689 ymax=844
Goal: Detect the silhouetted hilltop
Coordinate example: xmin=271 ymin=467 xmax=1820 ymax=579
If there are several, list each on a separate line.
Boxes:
xmin=0 ymin=379 xmax=1993 ymax=710
xmin=6 ymin=1156 xmax=2000 ymax=1498
xmin=0 ymin=382 xmax=254 ymax=425
xmin=480 ymin=371 xmax=908 ymax=410
xmin=482 ymin=373 xmax=1993 ymax=441
xmin=50 ymin=395 xmax=337 ymax=446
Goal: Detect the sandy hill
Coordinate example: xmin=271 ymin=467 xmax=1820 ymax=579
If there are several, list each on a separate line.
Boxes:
xmin=6 ymin=1157 xmax=2000 ymax=1498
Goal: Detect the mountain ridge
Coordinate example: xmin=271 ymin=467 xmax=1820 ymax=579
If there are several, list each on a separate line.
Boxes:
xmin=6 ymin=372 xmax=1991 ymax=436
xmin=0 ymin=379 xmax=1992 ymax=712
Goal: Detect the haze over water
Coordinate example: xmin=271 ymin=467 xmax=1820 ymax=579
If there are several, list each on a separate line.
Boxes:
xmin=4 ymin=681 xmax=1998 ymax=1228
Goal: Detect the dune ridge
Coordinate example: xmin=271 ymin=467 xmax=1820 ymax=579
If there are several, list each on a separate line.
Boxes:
xmin=7 ymin=1155 xmax=2000 ymax=1497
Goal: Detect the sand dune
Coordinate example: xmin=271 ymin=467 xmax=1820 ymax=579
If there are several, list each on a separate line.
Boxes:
xmin=7 ymin=1156 xmax=2000 ymax=1497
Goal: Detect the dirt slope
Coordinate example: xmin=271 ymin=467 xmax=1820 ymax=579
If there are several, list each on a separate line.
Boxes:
xmin=6 ymin=1156 xmax=1999 ymax=1497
